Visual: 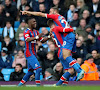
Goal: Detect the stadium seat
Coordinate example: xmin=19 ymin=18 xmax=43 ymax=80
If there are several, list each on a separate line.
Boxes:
xmin=1 ymin=69 xmax=15 ymax=81
xmin=1 ymin=69 xmax=15 ymax=74
xmin=3 ymin=75 xmax=10 ymax=81
xmin=14 ymin=21 xmax=20 ymax=28
xmin=23 ymin=69 xmax=28 ymax=73
xmin=42 ymin=44 xmax=48 ymax=48
xmin=14 ymin=28 xmax=18 ymax=32
xmin=0 ymin=28 xmax=3 ymax=35
xmin=39 ymin=27 xmax=50 ymax=33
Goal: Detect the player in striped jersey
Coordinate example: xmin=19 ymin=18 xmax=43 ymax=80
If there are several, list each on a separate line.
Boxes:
xmin=18 ymin=18 xmax=50 ymax=86
xmin=21 ymin=7 xmax=84 ymax=82
xmin=47 ymin=19 xmax=84 ymax=86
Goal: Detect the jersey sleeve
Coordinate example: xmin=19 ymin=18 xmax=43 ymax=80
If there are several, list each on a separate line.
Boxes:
xmin=36 ymin=31 xmax=44 ymax=42
xmin=45 ymin=14 xmax=57 ymax=20
xmin=24 ymin=30 xmax=30 ymax=41
xmin=54 ymin=26 xmax=73 ymax=33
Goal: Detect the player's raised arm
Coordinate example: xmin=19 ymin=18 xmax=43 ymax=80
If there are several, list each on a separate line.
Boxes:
xmin=57 ymin=26 xmax=74 ymax=33
xmin=21 ymin=11 xmax=46 ymax=17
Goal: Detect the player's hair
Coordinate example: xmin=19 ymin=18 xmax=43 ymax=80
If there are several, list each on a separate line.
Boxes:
xmin=16 ymin=63 xmax=22 ymax=68
xmin=47 ymin=19 xmax=55 ymax=27
xmin=27 ymin=17 xmax=35 ymax=24
xmin=51 ymin=6 xmax=59 ymax=13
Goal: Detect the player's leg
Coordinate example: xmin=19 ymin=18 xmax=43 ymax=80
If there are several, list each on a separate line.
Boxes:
xmin=29 ymin=55 xmax=42 ymax=86
xmin=56 ymin=68 xmax=74 ymax=86
xmin=18 ymin=56 xmax=34 ymax=86
xmin=63 ymin=49 xmax=82 ymax=73
xmin=62 ymin=33 xmax=84 ymax=81
xmin=55 ymin=56 xmax=73 ymax=86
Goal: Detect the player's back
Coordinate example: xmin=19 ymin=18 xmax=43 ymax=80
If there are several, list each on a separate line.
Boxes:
xmin=46 ymin=14 xmax=70 ymax=28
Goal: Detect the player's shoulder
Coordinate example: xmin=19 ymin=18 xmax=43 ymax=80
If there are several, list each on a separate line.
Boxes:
xmin=24 ymin=28 xmax=30 ymax=33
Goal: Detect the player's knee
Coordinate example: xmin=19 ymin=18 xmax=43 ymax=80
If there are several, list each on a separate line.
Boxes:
xmin=68 ymin=68 xmax=74 ymax=75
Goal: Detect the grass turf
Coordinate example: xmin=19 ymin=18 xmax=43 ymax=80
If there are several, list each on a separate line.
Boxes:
xmin=0 ymin=86 xmax=100 ymax=90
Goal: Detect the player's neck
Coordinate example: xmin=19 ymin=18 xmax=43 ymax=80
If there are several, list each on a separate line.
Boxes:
xmin=29 ymin=26 xmax=34 ymax=31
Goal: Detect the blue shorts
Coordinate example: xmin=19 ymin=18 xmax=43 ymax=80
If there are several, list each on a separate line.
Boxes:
xmin=59 ymin=49 xmax=72 ymax=70
xmin=62 ymin=32 xmax=76 ymax=53
xmin=26 ymin=54 xmax=41 ymax=71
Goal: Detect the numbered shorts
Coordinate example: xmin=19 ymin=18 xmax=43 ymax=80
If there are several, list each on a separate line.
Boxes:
xmin=26 ymin=54 xmax=41 ymax=70
xmin=62 ymin=32 xmax=76 ymax=53
xmin=58 ymin=49 xmax=72 ymax=70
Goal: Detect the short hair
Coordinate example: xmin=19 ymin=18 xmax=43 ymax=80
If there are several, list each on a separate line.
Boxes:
xmin=47 ymin=19 xmax=54 ymax=27
xmin=16 ymin=64 xmax=22 ymax=68
xmin=51 ymin=6 xmax=59 ymax=13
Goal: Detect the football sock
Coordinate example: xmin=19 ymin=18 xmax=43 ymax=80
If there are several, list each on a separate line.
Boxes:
xmin=56 ymin=72 xmax=71 ymax=86
xmin=18 ymin=71 xmax=34 ymax=86
xmin=35 ymin=68 xmax=42 ymax=86
xmin=66 ymin=56 xmax=81 ymax=73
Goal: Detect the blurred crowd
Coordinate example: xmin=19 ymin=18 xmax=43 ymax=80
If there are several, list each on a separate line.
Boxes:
xmin=0 ymin=0 xmax=100 ymax=81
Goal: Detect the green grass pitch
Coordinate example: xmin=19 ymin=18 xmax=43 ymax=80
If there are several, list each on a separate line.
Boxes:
xmin=0 ymin=86 xmax=100 ymax=90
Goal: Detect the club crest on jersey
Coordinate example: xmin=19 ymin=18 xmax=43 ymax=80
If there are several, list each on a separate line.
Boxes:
xmin=35 ymin=63 xmax=38 ymax=67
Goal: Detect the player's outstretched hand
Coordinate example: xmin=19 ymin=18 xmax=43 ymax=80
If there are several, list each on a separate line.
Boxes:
xmin=20 ymin=11 xmax=29 ymax=15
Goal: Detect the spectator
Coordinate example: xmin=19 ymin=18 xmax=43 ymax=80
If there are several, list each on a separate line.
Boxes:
xmin=2 ymin=21 xmax=16 ymax=41
xmin=84 ymin=25 xmax=94 ymax=41
xmin=51 ymin=0 xmax=66 ymax=16
xmin=0 ymin=4 xmax=5 ymax=27
xmin=76 ymin=57 xmax=83 ymax=65
xmin=75 ymin=18 xmax=87 ymax=41
xmin=76 ymin=0 xmax=89 ymax=17
xmin=15 ymin=19 xmax=28 ymax=41
xmin=14 ymin=37 xmax=25 ymax=54
xmin=92 ymin=50 xmax=100 ymax=65
xmin=48 ymin=43 xmax=59 ymax=60
xmin=85 ymin=33 xmax=96 ymax=53
xmin=81 ymin=53 xmax=99 ymax=81
xmin=0 ymin=47 xmax=13 ymax=71
xmin=89 ymin=10 xmax=100 ymax=29
xmin=41 ymin=27 xmax=49 ymax=37
xmin=94 ymin=22 xmax=100 ymax=35
xmin=32 ymin=0 xmax=51 ymax=12
xmin=78 ymin=35 xmax=84 ymax=44
xmin=4 ymin=0 xmax=17 ymax=21
xmin=95 ymin=30 xmax=100 ymax=53
xmin=53 ymin=62 xmax=64 ymax=80
xmin=70 ymin=12 xmax=79 ymax=30
xmin=44 ymin=51 xmax=58 ymax=70
xmin=66 ymin=3 xmax=76 ymax=22
xmin=10 ymin=64 xmax=25 ymax=81
xmin=12 ymin=49 xmax=26 ymax=68
xmin=80 ymin=9 xmax=91 ymax=24
xmin=19 ymin=0 xmax=28 ymax=11
xmin=88 ymin=0 xmax=100 ymax=15
xmin=73 ymin=39 xmax=88 ymax=60
xmin=37 ymin=3 xmax=48 ymax=29
xmin=42 ymin=68 xmax=57 ymax=81
xmin=2 ymin=36 xmax=16 ymax=55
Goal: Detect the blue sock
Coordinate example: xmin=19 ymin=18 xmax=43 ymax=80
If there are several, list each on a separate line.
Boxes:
xmin=35 ymin=68 xmax=42 ymax=86
xmin=18 ymin=71 xmax=34 ymax=86
xmin=66 ymin=56 xmax=81 ymax=73
xmin=56 ymin=72 xmax=71 ymax=86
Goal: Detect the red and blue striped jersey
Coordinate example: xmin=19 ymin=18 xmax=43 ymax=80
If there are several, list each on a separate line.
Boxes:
xmin=51 ymin=26 xmax=73 ymax=57
xmin=24 ymin=28 xmax=43 ymax=57
xmin=45 ymin=14 xmax=70 ymax=28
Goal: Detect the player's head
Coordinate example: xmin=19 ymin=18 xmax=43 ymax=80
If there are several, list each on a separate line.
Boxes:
xmin=28 ymin=18 xmax=36 ymax=28
xmin=49 ymin=7 xmax=59 ymax=15
xmin=47 ymin=19 xmax=55 ymax=28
